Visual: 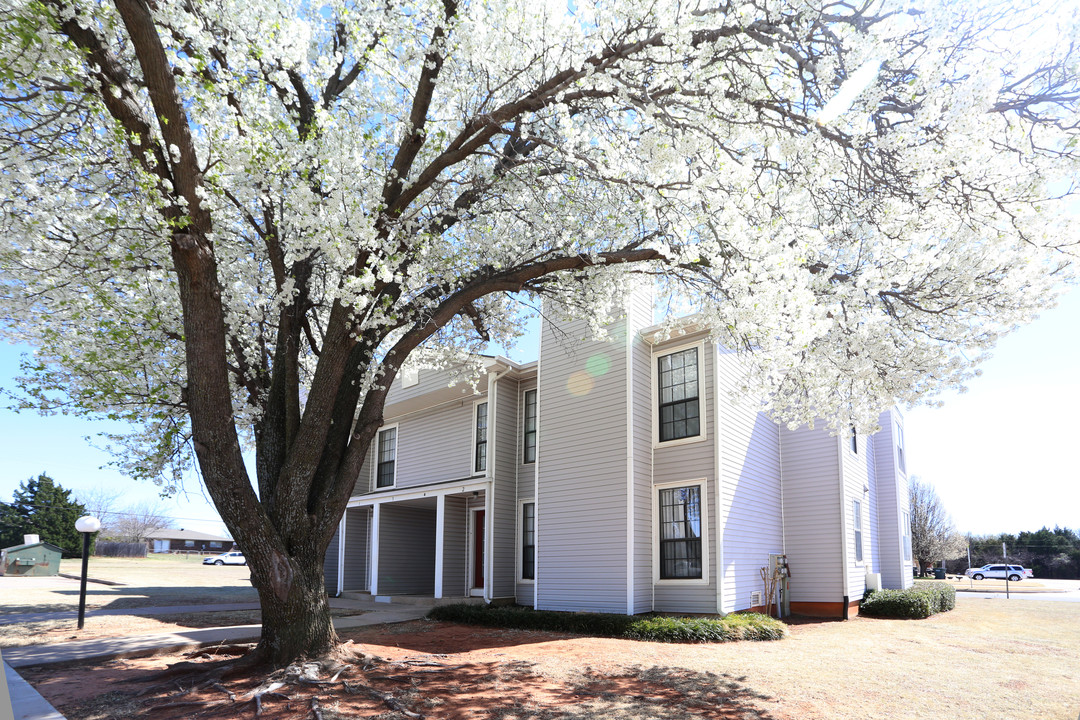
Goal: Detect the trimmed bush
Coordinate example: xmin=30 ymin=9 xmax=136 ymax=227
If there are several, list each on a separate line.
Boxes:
xmin=860 ymin=582 xmax=956 ymax=619
xmin=426 ymin=604 xmax=786 ymax=643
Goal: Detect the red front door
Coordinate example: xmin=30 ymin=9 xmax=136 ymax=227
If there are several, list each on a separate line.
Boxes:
xmin=473 ymin=510 xmax=485 ymax=590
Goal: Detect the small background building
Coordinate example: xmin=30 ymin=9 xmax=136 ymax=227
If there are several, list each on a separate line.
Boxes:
xmin=145 ymin=528 xmax=234 ymax=553
xmin=1 ymin=536 xmax=63 ymax=576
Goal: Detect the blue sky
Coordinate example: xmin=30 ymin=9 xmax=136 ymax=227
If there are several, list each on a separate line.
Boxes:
xmin=1 ymin=287 xmax=1077 ymax=538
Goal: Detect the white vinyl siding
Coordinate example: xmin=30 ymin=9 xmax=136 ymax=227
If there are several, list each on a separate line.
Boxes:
xmin=536 ymin=308 xmax=629 ymax=613
xmin=715 ymin=344 xmax=784 ymax=614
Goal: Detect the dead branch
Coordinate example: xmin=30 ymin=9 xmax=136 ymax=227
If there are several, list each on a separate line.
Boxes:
xmin=310 ymin=696 xmax=324 ymax=720
xmin=212 ymin=682 xmax=237 ymax=701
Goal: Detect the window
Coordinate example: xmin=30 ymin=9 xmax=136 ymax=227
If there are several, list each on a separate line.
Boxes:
xmin=521 ymin=502 xmax=535 ymax=580
xmin=902 ymin=511 xmax=911 ymax=561
xmin=850 ymin=426 xmax=858 ymax=454
xmin=658 ymin=348 xmax=700 ymax=442
xmin=184 ymin=540 xmax=194 ymax=548
xmin=522 ymin=389 xmax=537 ymax=464
xmin=853 ymin=500 xmax=863 ymax=562
xmin=474 ymin=402 xmax=488 ymax=473
xmin=658 ymin=485 xmax=702 ymax=579
xmin=209 ymin=541 xmax=222 ymax=549
xmin=896 ymin=423 xmax=906 ymax=473
xmin=376 ymin=427 xmax=396 ymax=487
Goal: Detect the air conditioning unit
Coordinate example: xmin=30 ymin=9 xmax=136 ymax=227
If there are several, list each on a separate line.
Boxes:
xmin=750 ymin=591 xmax=762 ymax=607
xmin=866 ymin=572 xmax=882 ymax=592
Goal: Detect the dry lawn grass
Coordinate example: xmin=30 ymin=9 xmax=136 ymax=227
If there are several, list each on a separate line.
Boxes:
xmin=21 ymin=596 xmax=1080 ymax=720
xmin=0 ymin=555 xmax=257 ymax=616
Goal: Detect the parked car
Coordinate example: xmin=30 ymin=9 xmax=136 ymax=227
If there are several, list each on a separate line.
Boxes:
xmin=203 ymin=551 xmax=246 ymax=566
xmin=964 ymin=564 xmax=1032 ymax=581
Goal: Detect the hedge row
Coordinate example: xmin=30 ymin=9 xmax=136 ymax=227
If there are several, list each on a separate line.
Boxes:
xmin=860 ymin=582 xmax=956 ymax=619
xmin=426 ymin=603 xmax=787 ymax=643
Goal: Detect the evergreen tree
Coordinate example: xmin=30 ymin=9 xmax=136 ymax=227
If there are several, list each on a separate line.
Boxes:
xmin=0 ymin=474 xmax=88 ymax=557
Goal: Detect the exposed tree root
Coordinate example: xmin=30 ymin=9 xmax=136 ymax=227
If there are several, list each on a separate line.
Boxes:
xmin=343 ymin=680 xmax=424 ymax=719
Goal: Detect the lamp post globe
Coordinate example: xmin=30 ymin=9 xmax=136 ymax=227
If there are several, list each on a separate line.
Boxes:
xmin=75 ymin=516 xmax=101 ymax=534
xmin=74 ymin=515 xmax=100 ymax=630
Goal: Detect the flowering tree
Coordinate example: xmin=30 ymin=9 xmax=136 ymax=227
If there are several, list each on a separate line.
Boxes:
xmin=1 ymin=0 xmax=1077 ymax=664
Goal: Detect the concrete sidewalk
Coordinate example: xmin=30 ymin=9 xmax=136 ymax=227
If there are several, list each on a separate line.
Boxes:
xmin=0 ymin=595 xmax=373 ymax=626
xmin=2 ymin=601 xmax=430 ymax=720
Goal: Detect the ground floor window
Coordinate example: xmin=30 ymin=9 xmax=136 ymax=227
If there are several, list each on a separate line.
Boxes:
xmin=658 ymin=485 xmax=702 ymax=579
xmin=521 ymin=502 xmax=535 ymax=580
xmin=853 ymin=499 xmax=864 ymax=563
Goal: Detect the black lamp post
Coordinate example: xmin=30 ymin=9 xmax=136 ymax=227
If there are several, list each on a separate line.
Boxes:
xmin=74 ymin=515 xmax=100 ymax=630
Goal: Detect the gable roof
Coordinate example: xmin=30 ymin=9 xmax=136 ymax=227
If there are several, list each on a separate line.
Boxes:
xmin=144 ymin=528 xmax=232 ymax=543
xmin=1 ymin=541 xmax=65 ymax=554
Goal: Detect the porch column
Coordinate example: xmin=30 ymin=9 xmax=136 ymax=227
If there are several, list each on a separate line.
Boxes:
xmin=370 ymin=502 xmax=381 ymax=596
xmin=336 ymin=512 xmax=346 ymax=597
xmin=434 ymin=494 xmax=446 ymax=599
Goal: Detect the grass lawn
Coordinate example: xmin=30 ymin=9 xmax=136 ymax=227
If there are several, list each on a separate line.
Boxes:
xmin=0 ymin=554 xmax=257 ymax=616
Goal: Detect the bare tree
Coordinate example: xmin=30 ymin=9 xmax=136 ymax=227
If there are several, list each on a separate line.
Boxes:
xmin=909 ymin=477 xmax=967 ymax=575
xmin=110 ymin=500 xmax=175 ymax=542
xmin=74 ymin=488 xmax=124 ymax=536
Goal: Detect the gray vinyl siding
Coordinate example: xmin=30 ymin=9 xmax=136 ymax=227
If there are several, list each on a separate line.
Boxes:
xmin=780 ymin=424 xmax=843 ymax=603
xmin=323 ymin=525 xmax=340 ymax=596
xmin=873 ymin=408 xmax=912 ymax=589
xmin=377 ymin=503 xmax=436 ymax=595
xmin=442 ymin=496 xmax=468 ymax=597
xmin=352 ymin=438 xmax=375 ymax=496
xmin=629 ymin=292 xmax=654 ymax=613
xmin=492 ymin=375 xmax=518 ymax=599
xmin=342 ymin=507 xmax=370 ymax=592
xmin=652 ymin=336 xmax=717 ymax=614
xmin=387 ymin=364 xmax=489 ymax=405
xmin=715 ymin=345 xmax=784 ymax=613
xmin=865 ymin=435 xmax=880 ymax=575
xmin=392 ymin=401 xmax=476 ymax=488
xmin=842 ymin=432 xmax=871 ymax=601
xmin=536 ymin=310 xmax=628 ymax=613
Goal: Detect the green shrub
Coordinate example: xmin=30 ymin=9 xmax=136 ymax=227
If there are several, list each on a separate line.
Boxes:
xmin=860 ymin=582 xmax=956 ymax=619
xmin=426 ymin=604 xmax=786 ymax=643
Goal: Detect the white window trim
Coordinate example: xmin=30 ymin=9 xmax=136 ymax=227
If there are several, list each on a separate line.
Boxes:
xmin=652 ymin=478 xmax=710 ymax=586
xmin=895 ymin=422 xmax=906 ymax=474
xmin=517 ymin=498 xmax=536 ymax=584
xmin=852 ymin=499 xmax=865 ymax=566
xmin=651 ymin=340 xmax=708 ymax=449
xmin=471 ymin=398 xmax=489 ymax=476
xmin=374 ymin=422 xmax=399 ymax=489
xmin=520 ymin=386 xmax=538 ymax=465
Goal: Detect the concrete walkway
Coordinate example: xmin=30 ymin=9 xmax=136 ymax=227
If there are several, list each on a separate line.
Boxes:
xmin=0 ymin=596 xmax=373 ymax=626
xmin=1 ymin=600 xmax=430 ymax=720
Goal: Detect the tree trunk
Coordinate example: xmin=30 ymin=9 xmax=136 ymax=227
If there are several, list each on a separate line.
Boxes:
xmin=249 ymin=544 xmax=338 ymax=665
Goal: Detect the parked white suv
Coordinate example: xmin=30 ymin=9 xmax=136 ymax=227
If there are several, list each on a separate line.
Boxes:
xmin=203 ymin=551 xmax=246 ymax=566
xmin=964 ymin=564 xmax=1032 ymax=581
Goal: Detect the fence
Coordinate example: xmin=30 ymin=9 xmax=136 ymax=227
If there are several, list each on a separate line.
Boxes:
xmin=95 ymin=541 xmax=148 ymax=558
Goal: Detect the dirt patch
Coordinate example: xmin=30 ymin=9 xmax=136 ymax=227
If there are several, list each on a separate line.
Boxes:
xmin=21 ymin=625 xmax=785 ymax=720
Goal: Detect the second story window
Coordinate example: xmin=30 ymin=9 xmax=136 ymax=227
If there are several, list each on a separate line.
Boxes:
xmin=896 ymin=423 xmax=906 ymax=473
xmin=850 ymin=426 xmax=858 ymax=454
xmin=658 ymin=347 xmax=700 ymax=442
xmin=522 ymin=389 xmax=537 ymax=464
xmin=853 ymin=499 xmax=863 ymax=563
xmin=474 ymin=402 xmax=488 ymax=473
xmin=376 ymin=427 xmax=396 ymax=488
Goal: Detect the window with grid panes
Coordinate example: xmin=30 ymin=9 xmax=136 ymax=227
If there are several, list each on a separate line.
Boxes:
xmin=474 ymin=402 xmax=488 ymax=473
xmin=658 ymin=486 xmax=702 ymax=579
xmin=376 ymin=427 xmax=396 ymax=487
xmin=521 ymin=502 xmax=535 ymax=580
xmin=658 ymin=348 xmax=700 ymax=442
xmin=522 ymin=389 xmax=537 ymax=464
xmin=853 ymin=499 xmax=864 ymax=562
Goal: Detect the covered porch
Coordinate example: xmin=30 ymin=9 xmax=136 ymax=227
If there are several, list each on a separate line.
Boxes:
xmin=327 ymin=480 xmax=493 ymax=602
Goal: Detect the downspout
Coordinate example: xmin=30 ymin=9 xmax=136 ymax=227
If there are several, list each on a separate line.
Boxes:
xmin=625 ymin=323 xmax=636 ymax=616
xmin=837 ymin=434 xmax=850 ymax=619
xmin=484 ymin=368 xmax=501 ymax=604
xmin=336 ymin=512 xmax=346 ymax=597
xmin=713 ymin=342 xmax=725 ymax=616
